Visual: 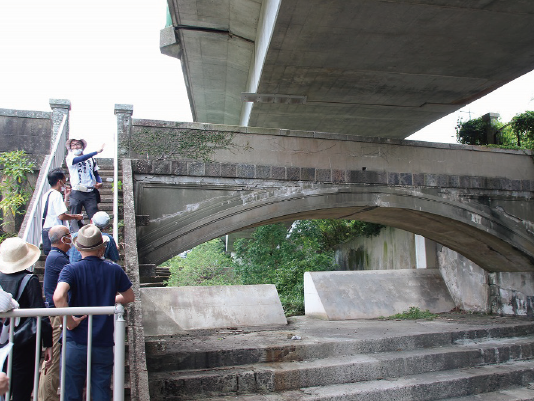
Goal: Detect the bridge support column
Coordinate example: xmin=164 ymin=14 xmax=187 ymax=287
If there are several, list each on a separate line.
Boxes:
xmin=49 ymin=99 xmax=70 ymax=152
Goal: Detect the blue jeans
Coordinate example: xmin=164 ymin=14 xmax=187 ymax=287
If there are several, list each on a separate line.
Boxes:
xmin=64 ymin=341 xmax=113 ymax=401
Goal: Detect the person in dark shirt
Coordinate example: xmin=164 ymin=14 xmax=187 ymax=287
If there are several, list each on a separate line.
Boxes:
xmin=54 ymin=225 xmax=134 ymax=401
xmin=0 ymin=237 xmax=53 ymax=401
xmin=39 ymin=225 xmax=72 ymax=401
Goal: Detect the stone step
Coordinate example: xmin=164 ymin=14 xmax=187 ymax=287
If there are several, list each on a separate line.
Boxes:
xmin=145 ymin=321 xmax=534 ymax=373
xmin=147 ymin=336 xmax=534 ymax=400
xmin=195 ymin=361 xmax=534 ymax=400
xmin=441 ymin=385 xmax=534 ymax=400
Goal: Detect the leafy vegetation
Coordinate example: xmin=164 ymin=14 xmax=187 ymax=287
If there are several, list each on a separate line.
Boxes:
xmin=165 ymin=220 xmax=384 ymax=316
xmin=164 ymin=239 xmax=239 ymax=287
xmin=381 ymin=306 xmax=438 ymax=320
xmin=131 ymin=128 xmax=249 ymax=162
xmin=0 ymin=151 xmax=35 ymax=237
xmin=456 ymin=111 xmax=534 ymax=149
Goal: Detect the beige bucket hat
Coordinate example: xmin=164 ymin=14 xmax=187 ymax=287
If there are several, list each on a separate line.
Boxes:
xmin=73 ymin=224 xmax=107 ymax=251
xmin=0 ymin=237 xmax=41 ymax=274
xmin=65 ymin=138 xmax=87 ymax=150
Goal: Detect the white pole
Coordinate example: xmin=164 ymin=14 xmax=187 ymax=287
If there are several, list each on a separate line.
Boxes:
xmin=113 ymin=304 xmax=126 ymax=401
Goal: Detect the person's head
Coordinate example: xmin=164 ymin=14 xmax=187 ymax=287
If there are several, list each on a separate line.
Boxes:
xmin=74 ymin=224 xmax=107 ymax=258
xmin=91 ymin=211 xmax=110 ymax=230
xmin=48 ymin=168 xmax=67 ymax=188
xmin=48 ymin=225 xmax=71 ymax=252
xmin=0 ymin=237 xmax=40 ymax=274
xmin=65 ymin=138 xmax=87 ymax=156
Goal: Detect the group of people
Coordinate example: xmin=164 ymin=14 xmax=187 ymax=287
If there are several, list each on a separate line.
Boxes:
xmin=0 ymin=138 xmax=134 ymax=400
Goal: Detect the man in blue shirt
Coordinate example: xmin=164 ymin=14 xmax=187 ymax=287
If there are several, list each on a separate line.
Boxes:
xmin=54 ymin=224 xmax=134 ymax=401
xmin=39 ymin=225 xmax=72 ymax=401
xmin=68 ymin=211 xmax=120 ymax=263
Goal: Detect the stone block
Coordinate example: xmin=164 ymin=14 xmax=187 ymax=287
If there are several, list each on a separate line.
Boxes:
xmin=413 ymin=173 xmax=424 ymax=187
xmin=287 ymin=167 xmax=300 ymax=181
xmin=171 ymin=161 xmax=188 ymax=175
xmin=205 ymin=162 xmax=221 ymax=177
xmin=221 ymin=163 xmax=237 ymax=177
xmin=301 ymin=167 xmax=315 ymax=181
xmin=348 ymin=170 xmax=387 ymax=184
xmin=424 ymin=174 xmax=438 ymax=187
xmin=399 ymin=173 xmax=413 ymax=186
xmin=271 ymin=166 xmax=286 ymax=180
xmin=237 ymin=164 xmax=255 ymax=178
xmin=332 ymin=169 xmax=346 ymax=183
xmin=316 ymin=169 xmax=332 ymax=182
xmin=256 ymin=165 xmax=271 ymax=179
xmin=388 ymin=172 xmax=400 ymax=185
xmin=132 ymin=159 xmax=150 ymax=173
xmin=151 ymin=160 xmax=171 ymax=174
xmin=437 ymin=174 xmax=449 ymax=187
xmin=141 ymin=285 xmax=287 ymax=334
xmin=304 ymin=269 xmax=455 ymax=319
xmin=189 ymin=162 xmax=205 ymax=176
xmin=449 ymin=175 xmax=460 ymax=188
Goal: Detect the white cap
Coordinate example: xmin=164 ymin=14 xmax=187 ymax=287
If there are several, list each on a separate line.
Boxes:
xmin=91 ymin=211 xmax=110 ymax=229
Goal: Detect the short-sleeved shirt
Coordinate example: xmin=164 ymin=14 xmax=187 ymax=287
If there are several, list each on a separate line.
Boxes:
xmin=66 ymin=152 xmax=99 ymax=188
xmin=42 ymin=189 xmax=68 ymax=229
xmin=58 ymin=256 xmax=132 ymax=347
xmin=68 ymin=233 xmax=120 ymax=263
xmin=43 ymin=247 xmax=70 ymax=307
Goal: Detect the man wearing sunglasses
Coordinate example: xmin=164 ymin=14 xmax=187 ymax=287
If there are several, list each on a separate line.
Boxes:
xmin=39 ymin=225 xmax=73 ymax=401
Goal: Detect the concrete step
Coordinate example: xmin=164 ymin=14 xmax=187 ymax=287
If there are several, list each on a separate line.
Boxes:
xmin=147 ymin=335 xmax=534 ymax=400
xmin=145 ymin=321 xmax=534 ymax=373
xmin=194 ymin=361 xmax=534 ymax=400
xmin=441 ymin=385 xmax=534 ymax=400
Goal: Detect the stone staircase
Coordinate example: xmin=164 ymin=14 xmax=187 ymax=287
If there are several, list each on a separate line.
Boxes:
xmin=145 ymin=315 xmax=534 ymax=401
xmin=32 ymin=163 xmax=134 ymax=399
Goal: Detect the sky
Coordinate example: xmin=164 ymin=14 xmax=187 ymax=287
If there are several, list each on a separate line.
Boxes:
xmin=1 ymin=1 xmax=533 ymax=158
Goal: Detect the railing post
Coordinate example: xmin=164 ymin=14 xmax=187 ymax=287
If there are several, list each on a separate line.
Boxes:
xmin=113 ymin=304 xmax=126 ymax=401
xmin=49 ymin=99 xmax=71 ymax=153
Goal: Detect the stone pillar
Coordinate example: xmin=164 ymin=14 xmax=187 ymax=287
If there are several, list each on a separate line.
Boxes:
xmin=49 ymin=99 xmax=71 ymax=152
xmin=482 ymin=112 xmax=500 ymax=145
xmin=114 ymin=104 xmax=134 ymax=158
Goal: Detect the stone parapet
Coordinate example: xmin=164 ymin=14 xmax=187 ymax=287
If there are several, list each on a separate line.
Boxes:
xmin=130 ymin=158 xmax=533 ymax=192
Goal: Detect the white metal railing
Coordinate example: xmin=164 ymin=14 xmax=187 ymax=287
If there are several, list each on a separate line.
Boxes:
xmin=0 ymin=304 xmax=126 ymax=401
xmin=21 ymin=114 xmax=69 ymax=247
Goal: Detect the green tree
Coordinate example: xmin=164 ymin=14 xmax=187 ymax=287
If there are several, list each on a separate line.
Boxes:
xmin=0 ymin=151 xmax=35 ymax=237
xmin=455 ymin=116 xmax=489 ymax=145
xmin=456 ymin=111 xmax=534 ymax=149
xmin=234 ymin=222 xmax=337 ymax=315
xmin=164 ymin=239 xmax=238 ymax=287
xmin=509 ymin=111 xmax=534 ymax=148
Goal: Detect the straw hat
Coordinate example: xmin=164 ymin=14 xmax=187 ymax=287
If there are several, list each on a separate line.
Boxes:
xmin=65 ymin=138 xmax=87 ymax=150
xmin=73 ymin=224 xmax=107 ymax=251
xmin=0 ymin=237 xmax=40 ymax=274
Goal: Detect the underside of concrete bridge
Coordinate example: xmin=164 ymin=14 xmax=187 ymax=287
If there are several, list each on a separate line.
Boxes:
xmin=162 ymin=0 xmax=534 ymax=139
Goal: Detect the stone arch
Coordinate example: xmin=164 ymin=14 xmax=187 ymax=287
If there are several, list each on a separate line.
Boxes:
xmin=136 ymin=182 xmax=534 ymax=273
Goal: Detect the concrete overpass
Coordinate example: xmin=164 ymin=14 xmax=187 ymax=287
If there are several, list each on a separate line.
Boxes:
xmin=161 ymin=0 xmax=534 ymax=139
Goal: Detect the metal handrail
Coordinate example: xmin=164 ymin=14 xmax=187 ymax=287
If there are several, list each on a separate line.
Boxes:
xmin=0 ymin=304 xmax=126 ymax=401
xmin=20 ymin=114 xmax=68 ymax=247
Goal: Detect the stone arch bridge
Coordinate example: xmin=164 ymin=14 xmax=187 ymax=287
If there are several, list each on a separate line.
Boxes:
xmin=116 ymin=114 xmax=534 ymax=274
